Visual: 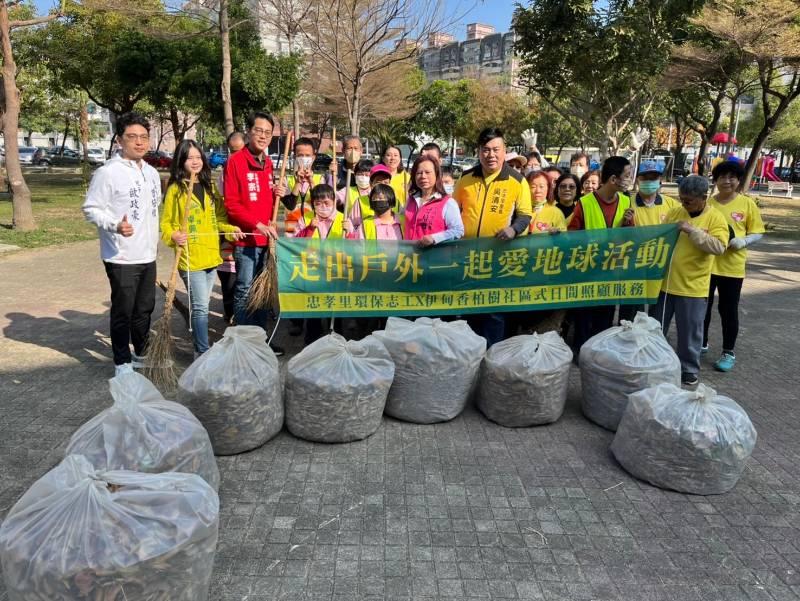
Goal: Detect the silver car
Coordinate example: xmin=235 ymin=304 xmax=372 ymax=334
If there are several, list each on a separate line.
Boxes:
xmin=18 ymin=146 xmax=38 ymax=165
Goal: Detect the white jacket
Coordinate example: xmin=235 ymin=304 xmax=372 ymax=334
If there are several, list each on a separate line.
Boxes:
xmin=82 ymin=156 xmax=162 ymax=264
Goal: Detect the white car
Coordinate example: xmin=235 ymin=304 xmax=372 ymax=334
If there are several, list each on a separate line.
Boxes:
xmin=18 ymin=146 xmax=38 ymax=165
xmin=87 ymin=148 xmax=107 ymax=163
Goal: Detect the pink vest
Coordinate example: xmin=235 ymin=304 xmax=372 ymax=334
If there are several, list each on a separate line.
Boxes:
xmin=404 ymin=195 xmax=449 ymax=241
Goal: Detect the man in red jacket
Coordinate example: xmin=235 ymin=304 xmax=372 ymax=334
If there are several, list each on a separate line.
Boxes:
xmin=223 ymin=111 xmax=287 ymax=352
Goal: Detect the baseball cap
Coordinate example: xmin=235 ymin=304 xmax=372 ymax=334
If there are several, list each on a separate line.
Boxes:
xmin=505 ymin=152 xmax=527 ymax=169
xmin=638 ymin=160 xmax=664 ymax=175
xmin=369 ymin=164 xmax=392 ymax=180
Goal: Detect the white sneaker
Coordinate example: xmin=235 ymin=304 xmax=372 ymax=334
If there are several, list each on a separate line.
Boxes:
xmin=131 ymin=352 xmax=147 ymax=368
xmin=114 ymin=363 xmax=134 ymax=377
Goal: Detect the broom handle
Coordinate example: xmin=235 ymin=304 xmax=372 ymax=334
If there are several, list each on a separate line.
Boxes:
xmin=331 ymin=126 xmax=337 ymax=188
xmin=163 ymin=172 xmax=197 ymax=311
xmin=273 ymin=129 xmax=293 ymax=226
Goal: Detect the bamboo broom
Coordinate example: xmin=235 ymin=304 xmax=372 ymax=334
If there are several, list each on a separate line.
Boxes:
xmin=246 ymin=129 xmax=294 ymax=314
xmin=144 ymin=172 xmax=196 ymax=390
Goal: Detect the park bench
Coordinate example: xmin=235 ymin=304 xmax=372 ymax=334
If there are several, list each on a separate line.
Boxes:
xmin=767 ymin=181 xmax=794 ymax=197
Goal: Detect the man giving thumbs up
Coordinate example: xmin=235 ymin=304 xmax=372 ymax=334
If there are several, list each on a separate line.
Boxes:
xmin=83 ymin=112 xmax=162 ymax=376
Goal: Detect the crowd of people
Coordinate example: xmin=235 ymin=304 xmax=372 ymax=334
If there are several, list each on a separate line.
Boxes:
xmin=82 ymin=110 xmax=765 ymax=388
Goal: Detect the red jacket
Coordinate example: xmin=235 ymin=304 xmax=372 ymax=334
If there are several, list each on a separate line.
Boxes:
xmin=223 ymin=148 xmax=275 ymax=247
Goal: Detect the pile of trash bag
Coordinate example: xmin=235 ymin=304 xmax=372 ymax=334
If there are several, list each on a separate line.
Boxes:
xmin=580 ymin=312 xmax=680 ymax=430
xmin=178 ymin=326 xmax=283 ymax=455
xmin=67 ymin=371 xmax=219 ymax=490
xmin=285 ymin=333 xmax=394 ymax=442
xmin=0 ymin=455 xmax=219 ymax=601
xmin=478 ymin=332 xmax=572 ymax=427
xmin=611 ymin=383 xmax=757 ymax=495
xmin=374 ymin=317 xmax=486 ymax=423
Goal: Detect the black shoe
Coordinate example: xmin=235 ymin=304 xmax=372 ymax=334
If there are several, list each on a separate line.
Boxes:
xmin=288 ymin=322 xmax=303 ymax=336
xmin=681 ymin=372 xmax=699 ymax=386
xmin=269 ymin=343 xmax=285 ymax=357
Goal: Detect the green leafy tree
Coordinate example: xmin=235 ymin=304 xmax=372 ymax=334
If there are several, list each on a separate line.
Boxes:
xmin=514 ymin=0 xmax=706 ymax=158
xmin=410 ymin=79 xmax=474 ymax=153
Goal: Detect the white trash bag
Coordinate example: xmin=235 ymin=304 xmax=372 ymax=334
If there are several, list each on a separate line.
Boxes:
xmin=373 ymin=317 xmax=486 ymax=423
xmin=478 ymin=332 xmax=573 ymax=427
xmin=66 ymin=371 xmax=219 ymax=490
xmin=178 ymin=325 xmax=283 ymax=455
xmin=0 ymin=455 xmax=219 ymax=601
xmin=611 ymin=383 xmax=757 ymax=494
xmin=579 ymin=312 xmax=680 ymax=431
xmin=286 ymin=333 xmax=394 ymax=442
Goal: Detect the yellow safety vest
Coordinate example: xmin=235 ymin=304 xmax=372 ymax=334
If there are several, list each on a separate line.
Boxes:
xmin=311 ymin=212 xmax=345 ymax=239
xmin=580 ymin=191 xmax=630 ymax=229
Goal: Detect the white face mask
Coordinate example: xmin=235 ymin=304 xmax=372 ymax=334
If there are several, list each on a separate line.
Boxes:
xmin=296 ymin=156 xmax=313 ymax=170
xmin=443 ymin=183 xmax=454 ymax=195
xmin=315 ymin=204 xmax=334 ymax=220
xmin=570 ymin=166 xmax=586 ymax=179
xmin=355 ymin=175 xmax=371 ymax=190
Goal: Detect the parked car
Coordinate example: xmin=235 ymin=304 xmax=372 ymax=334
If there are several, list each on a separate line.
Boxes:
xmin=33 ymin=147 xmax=53 ymax=166
xmin=208 ymin=149 xmax=227 ymax=169
xmin=87 ymin=148 xmax=107 ymax=164
xmin=143 ymin=150 xmax=172 ymax=169
xmin=38 ymin=147 xmax=103 ymax=167
xmin=18 ymin=146 xmax=38 ymax=165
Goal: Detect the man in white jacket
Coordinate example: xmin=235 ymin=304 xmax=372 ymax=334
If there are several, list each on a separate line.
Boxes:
xmin=82 ymin=113 xmax=162 ymax=376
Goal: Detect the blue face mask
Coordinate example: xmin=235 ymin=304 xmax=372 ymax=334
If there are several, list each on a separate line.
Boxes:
xmin=638 ymin=180 xmax=660 ymax=195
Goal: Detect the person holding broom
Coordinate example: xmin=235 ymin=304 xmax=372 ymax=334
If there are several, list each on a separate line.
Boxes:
xmin=82 ymin=112 xmax=162 ymax=377
xmin=223 ymin=111 xmax=287 ymax=355
xmin=161 ymin=140 xmax=244 ymax=358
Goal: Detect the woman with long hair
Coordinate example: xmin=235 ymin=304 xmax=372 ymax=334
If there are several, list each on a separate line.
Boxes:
xmin=161 ymin=139 xmax=243 ymax=357
xmin=382 ymin=145 xmax=410 ymax=210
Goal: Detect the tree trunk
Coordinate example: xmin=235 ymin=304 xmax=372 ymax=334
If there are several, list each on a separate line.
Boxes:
xmin=742 ymin=118 xmax=779 ymax=192
xmin=79 ymin=102 xmax=90 ymax=161
xmin=60 ymin=116 xmax=69 ymax=153
xmin=292 ymin=99 xmax=300 ymax=136
xmin=219 ymin=0 xmax=235 ymax=137
xmin=350 ymin=90 xmax=361 ymax=136
xmin=696 ymin=136 xmax=709 ymax=176
xmin=724 ymin=96 xmax=738 ymax=155
xmin=169 ymin=106 xmax=185 ymax=146
xmin=0 ymin=1 xmax=35 ymax=231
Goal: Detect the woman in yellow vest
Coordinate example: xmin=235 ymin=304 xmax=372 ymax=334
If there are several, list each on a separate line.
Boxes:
xmin=527 ymin=170 xmax=567 ymax=233
xmin=294 ymin=184 xmax=354 ymax=345
xmin=283 ymin=137 xmax=325 ymax=236
xmin=703 ymin=160 xmax=765 ymax=372
xmin=356 ymin=184 xmax=403 ymax=240
xmin=343 ymin=159 xmax=375 ymax=228
xmin=382 ymin=145 xmax=410 ymax=211
xmin=161 ymin=140 xmax=244 ymax=357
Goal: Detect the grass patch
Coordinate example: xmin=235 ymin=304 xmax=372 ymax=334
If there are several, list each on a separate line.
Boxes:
xmin=0 ymin=170 xmax=97 ymax=249
xmin=751 ymin=195 xmax=800 ymax=241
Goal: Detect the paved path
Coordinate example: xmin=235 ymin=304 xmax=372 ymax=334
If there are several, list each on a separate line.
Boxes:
xmin=1 ymin=237 xmax=799 ymax=601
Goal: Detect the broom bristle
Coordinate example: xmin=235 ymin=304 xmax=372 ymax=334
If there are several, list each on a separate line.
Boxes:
xmin=143 ymin=316 xmax=178 ymax=390
xmin=245 ymin=249 xmax=279 ymax=314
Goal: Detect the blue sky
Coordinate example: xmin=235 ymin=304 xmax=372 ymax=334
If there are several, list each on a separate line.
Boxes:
xmin=443 ymin=0 xmax=517 ymax=37
xmin=32 ymin=0 xmax=517 ymax=35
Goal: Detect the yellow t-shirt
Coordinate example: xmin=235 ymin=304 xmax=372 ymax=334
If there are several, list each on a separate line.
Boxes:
xmin=634 ymin=194 xmax=680 ymax=227
xmin=529 ymin=202 xmax=566 ymax=233
xmin=662 ymin=205 xmax=729 ymax=298
xmin=390 ymin=172 xmax=410 ymax=209
xmin=709 ymin=194 xmax=765 ymax=278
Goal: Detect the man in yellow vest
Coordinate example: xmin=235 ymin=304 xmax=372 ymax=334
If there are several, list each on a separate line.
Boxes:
xmin=282 ymin=137 xmax=326 ymax=236
xmin=568 ymin=155 xmax=635 ymax=351
xmin=454 ymin=127 xmax=533 ymax=346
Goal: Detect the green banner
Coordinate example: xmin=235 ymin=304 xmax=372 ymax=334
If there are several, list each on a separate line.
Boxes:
xmin=277 ymin=224 xmax=678 ymax=317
